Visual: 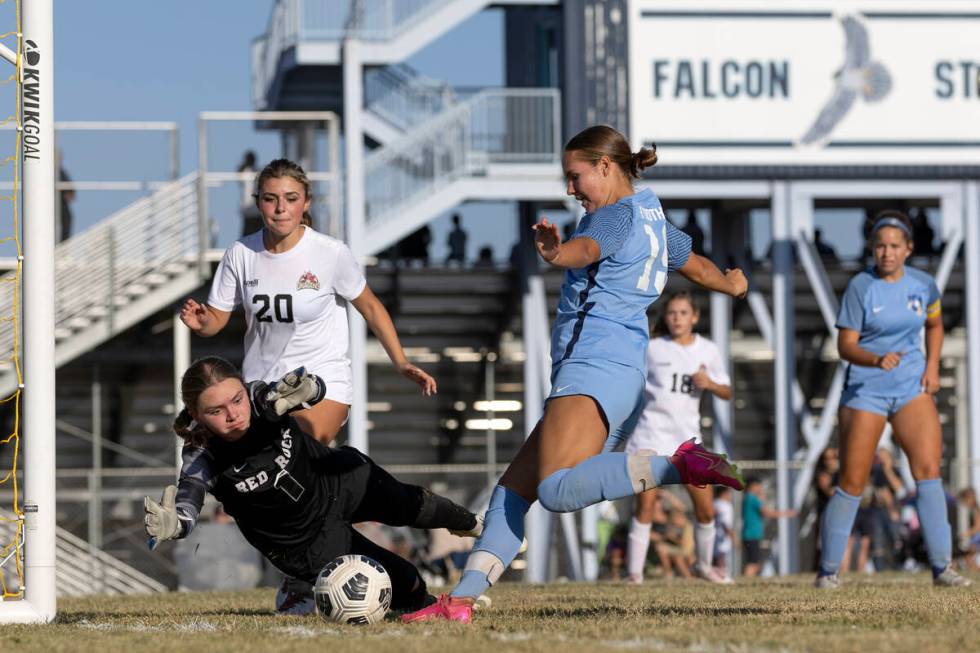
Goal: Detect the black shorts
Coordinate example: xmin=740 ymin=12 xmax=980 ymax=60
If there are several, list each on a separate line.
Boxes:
xmin=852 ymin=507 xmax=874 ymax=538
xmin=743 ymin=540 xmax=762 ymax=565
xmin=264 ymin=447 xmax=428 ymax=610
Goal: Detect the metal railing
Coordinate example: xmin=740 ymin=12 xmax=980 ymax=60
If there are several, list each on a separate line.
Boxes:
xmin=0 ymin=509 xmax=166 ymax=597
xmin=251 ymin=0 xmax=453 ymax=108
xmin=365 ymin=63 xmax=457 ymax=131
xmin=364 ymin=88 xmax=561 ymax=229
xmin=0 ymin=173 xmax=200 ymax=373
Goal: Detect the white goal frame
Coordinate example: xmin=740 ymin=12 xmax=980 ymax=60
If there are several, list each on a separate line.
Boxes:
xmin=0 ymin=0 xmax=56 ymax=624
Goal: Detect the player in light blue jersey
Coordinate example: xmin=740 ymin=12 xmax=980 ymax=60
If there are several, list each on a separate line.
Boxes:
xmin=816 ymin=211 xmax=970 ymax=589
xmin=403 ymin=126 xmax=748 ymax=623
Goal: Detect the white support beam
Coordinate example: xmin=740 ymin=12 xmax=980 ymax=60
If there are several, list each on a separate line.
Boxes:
xmin=524 ymin=274 xmax=551 ymax=583
xmin=965 ymin=181 xmax=980 ymax=496
xmin=771 ymin=181 xmax=798 ymax=574
xmin=343 ymin=39 xmax=368 ymax=454
xmin=173 ymin=315 xmax=191 ymax=471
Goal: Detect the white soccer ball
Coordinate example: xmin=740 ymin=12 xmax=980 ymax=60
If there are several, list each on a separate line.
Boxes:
xmin=314 ymin=554 xmax=392 ymax=625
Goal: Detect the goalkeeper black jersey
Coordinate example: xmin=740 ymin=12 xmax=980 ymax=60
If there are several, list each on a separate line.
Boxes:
xmin=174 ymin=413 xmax=336 ymax=552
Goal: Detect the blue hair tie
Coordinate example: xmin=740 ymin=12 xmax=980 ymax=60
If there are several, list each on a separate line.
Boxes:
xmin=872 ymin=216 xmax=911 ymax=238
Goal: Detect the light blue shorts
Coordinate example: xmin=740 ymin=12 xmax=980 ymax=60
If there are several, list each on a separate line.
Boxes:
xmin=840 ymin=379 xmax=924 ymax=418
xmin=546 ymin=359 xmax=645 ymax=451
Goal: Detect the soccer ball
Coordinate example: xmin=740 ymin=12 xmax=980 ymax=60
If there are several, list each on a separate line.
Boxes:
xmin=314 ymin=554 xmax=392 ymax=625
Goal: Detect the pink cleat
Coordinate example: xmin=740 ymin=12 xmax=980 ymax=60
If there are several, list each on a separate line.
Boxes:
xmin=669 ymin=439 xmax=744 ymax=491
xmin=400 ymin=594 xmax=474 ymax=624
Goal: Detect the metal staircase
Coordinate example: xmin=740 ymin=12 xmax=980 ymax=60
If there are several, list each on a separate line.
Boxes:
xmin=0 ymin=509 xmax=167 ymax=597
xmin=362 ymin=87 xmax=563 ymax=254
xmin=0 ymin=173 xmax=203 ymax=395
xmin=252 ymin=0 xmax=557 ymax=109
xmin=363 ymin=63 xmax=458 ymax=144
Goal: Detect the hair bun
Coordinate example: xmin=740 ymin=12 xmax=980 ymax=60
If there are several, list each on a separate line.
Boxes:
xmin=630 ymin=145 xmax=658 ymax=177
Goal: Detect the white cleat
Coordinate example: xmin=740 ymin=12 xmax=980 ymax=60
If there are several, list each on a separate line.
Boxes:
xmin=814 ymin=573 xmax=841 ymax=590
xmin=933 ymin=566 xmax=972 ymax=587
xmin=449 ymin=514 xmax=484 ymax=539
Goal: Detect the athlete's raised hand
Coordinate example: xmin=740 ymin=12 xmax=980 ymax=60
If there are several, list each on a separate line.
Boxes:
xmin=724 ymin=268 xmax=748 ymax=299
xmin=532 ymin=218 xmax=562 ymax=263
xmin=260 ymin=367 xmax=327 ymax=418
xmin=397 ymin=361 xmax=437 ymax=397
xmin=179 ymin=298 xmax=211 ymax=333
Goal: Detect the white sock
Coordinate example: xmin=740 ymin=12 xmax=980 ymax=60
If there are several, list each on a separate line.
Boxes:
xmin=627 ymin=517 xmax=653 ymax=579
xmin=694 ymin=521 xmax=716 ymax=570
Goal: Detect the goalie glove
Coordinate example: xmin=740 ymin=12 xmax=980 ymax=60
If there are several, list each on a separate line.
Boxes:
xmin=144 ymin=485 xmax=181 ymax=551
xmin=255 ymin=367 xmax=326 ymax=421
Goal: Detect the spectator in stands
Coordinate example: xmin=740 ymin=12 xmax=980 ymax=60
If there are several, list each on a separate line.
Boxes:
xmin=817 ymin=210 xmax=969 ymax=588
xmin=143 ymin=357 xmax=481 ymax=615
xmin=446 ymin=214 xmax=468 ymax=265
xmin=814 ymin=228 xmax=838 ymax=261
xmin=57 ymin=158 xmax=74 ymax=243
xmin=179 ymin=158 xmax=436 ymax=445
xmin=742 ymin=477 xmax=797 ymax=577
xmin=680 ymin=209 xmax=707 ymax=257
xmin=237 ymin=150 xmax=262 ymax=237
xmin=957 ymin=488 xmax=980 ymax=571
xmin=911 ymin=208 xmax=936 ymax=259
xmin=474 ymin=245 xmax=494 ymax=268
xmin=713 ymin=486 xmax=734 ymax=575
xmin=812 ymin=446 xmax=839 ymax=568
xmin=400 ymin=225 xmax=432 ymax=267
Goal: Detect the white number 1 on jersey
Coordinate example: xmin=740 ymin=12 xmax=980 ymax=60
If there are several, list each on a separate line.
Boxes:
xmin=636 ymin=223 xmax=667 ymax=293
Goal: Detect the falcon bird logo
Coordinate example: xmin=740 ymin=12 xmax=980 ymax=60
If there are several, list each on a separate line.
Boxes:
xmin=799 ymin=15 xmax=892 ymax=145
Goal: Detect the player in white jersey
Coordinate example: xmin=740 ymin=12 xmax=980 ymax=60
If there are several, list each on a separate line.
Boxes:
xmin=179 ymin=159 xmax=435 ymax=445
xmin=624 ymin=291 xmax=733 ymax=584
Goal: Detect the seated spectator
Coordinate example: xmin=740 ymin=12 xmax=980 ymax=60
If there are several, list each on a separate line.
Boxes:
xmin=957 ymin=488 xmax=980 ymax=571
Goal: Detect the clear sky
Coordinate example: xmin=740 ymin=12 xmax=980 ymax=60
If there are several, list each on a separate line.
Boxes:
xmin=48 ymin=1 xmax=939 ymax=263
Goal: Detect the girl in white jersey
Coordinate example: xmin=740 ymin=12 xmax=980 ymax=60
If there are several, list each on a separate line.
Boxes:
xmin=179 ymin=159 xmax=435 ymax=444
xmin=625 ymin=291 xmax=733 ymax=584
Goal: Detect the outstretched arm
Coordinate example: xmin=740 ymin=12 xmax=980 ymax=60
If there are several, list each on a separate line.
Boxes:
xmin=351 ymin=285 xmax=437 ymax=396
xmin=676 ymin=253 xmax=747 ymax=299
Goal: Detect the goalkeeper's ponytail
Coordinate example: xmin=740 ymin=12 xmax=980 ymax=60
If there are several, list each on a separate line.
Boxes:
xmin=173 ymin=407 xmax=210 ymax=448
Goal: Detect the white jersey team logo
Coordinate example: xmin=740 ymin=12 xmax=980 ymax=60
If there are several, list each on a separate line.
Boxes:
xmin=296 ymin=270 xmax=320 ymax=291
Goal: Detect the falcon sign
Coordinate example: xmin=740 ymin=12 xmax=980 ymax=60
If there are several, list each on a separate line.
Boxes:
xmin=627 ymin=1 xmax=980 ymax=166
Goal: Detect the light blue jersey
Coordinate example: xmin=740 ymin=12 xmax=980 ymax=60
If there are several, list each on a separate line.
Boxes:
xmin=836 ymin=266 xmax=940 ymax=397
xmin=550 ymin=188 xmax=692 ymax=373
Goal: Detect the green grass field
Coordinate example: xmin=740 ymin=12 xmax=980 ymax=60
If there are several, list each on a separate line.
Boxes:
xmin=1 ymin=574 xmax=978 ymax=653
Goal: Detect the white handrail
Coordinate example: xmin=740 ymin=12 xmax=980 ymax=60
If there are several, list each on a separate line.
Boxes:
xmin=0 ymin=173 xmax=201 ymax=372
xmin=364 ymin=88 xmax=561 ymax=229
xmin=252 ymin=0 xmax=453 ymax=107
xmin=365 ymin=63 xmax=457 ymax=131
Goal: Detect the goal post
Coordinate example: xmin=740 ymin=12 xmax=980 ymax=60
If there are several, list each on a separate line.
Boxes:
xmin=0 ymin=0 xmax=56 ymax=624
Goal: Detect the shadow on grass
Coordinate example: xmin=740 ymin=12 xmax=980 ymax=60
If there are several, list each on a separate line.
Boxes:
xmin=528 ymin=605 xmax=778 ymax=619
xmin=60 ymin=608 xmax=273 ymax=623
